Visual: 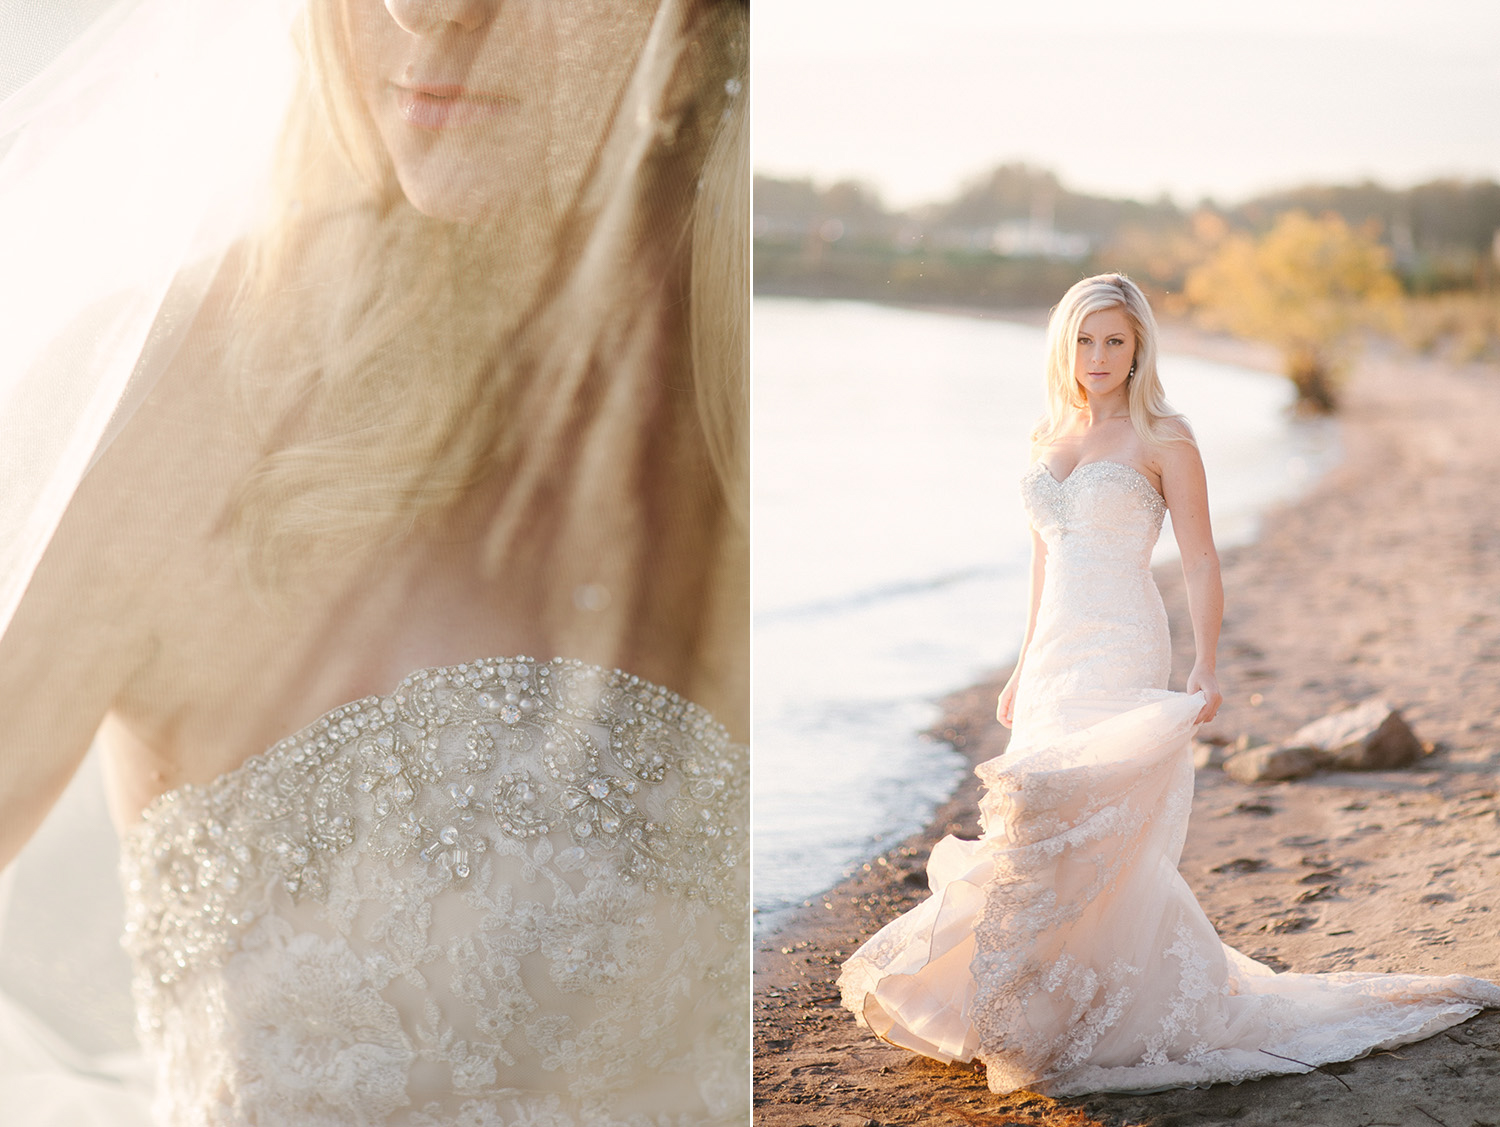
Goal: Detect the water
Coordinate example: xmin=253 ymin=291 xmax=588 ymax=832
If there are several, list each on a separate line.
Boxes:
xmin=751 ymin=297 xmax=1338 ymax=935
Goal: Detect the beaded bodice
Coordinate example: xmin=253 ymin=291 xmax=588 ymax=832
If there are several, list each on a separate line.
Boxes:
xmin=120 ymin=657 xmax=748 ymax=1126
xmin=1022 ymin=460 xmax=1166 ymax=568
xmin=1014 ymin=460 xmax=1171 ymax=736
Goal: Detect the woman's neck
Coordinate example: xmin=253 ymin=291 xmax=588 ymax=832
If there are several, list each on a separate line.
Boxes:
xmin=1081 ymin=390 xmax=1131 ymax=427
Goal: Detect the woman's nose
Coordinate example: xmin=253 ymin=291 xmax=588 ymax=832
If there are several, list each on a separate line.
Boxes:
xmin=383 ymin=0 xmax=495 ymax=34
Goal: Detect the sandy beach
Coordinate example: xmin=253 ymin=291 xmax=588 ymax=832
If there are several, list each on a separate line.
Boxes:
xmin=754 ymin=338 xmax=1500 ymax=1127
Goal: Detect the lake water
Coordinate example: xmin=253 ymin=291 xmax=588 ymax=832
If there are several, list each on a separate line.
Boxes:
xmin=751 ymin=297 xmax=1338 ymax=935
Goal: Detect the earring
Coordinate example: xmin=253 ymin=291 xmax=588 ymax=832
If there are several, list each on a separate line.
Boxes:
xmin=1128 ymin=363 xmax=1136 ymax=379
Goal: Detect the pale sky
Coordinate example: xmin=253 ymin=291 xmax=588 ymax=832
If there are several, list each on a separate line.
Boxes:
xmin=5 ymin=2 xmax=1495 ymax=210
xmin=753 ymin=0 xmax=1500 ymax=208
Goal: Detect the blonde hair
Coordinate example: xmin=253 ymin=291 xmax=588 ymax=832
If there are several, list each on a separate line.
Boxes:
xmin=1034 ymin=273 xmax=1187 ymax=449
xmin=220 ymin=0 xmax=748 ymax=718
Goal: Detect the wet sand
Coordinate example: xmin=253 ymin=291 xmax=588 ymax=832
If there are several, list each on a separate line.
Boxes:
xmin=754 ymin=341 xmax=1500 ymax=1127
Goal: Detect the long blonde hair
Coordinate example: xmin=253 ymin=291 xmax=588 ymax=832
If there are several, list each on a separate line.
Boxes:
xmin=220 ymin=0 xmax=748 ymax=720
xmin=1034 ymin=273 xmax=1186 ymax=448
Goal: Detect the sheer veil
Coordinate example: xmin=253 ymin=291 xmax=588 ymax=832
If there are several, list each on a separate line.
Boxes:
xmin=0 ymin=3 xmax=301 ymax=1116
xmin=0 ymin=0 xmax=297 ymax=644
xmin=0 ymin=0 xmax=748 ymax=1118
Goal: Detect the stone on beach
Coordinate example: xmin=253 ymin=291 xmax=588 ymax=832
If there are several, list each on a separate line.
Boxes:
xmin=1192 ymin=741 xmax=1225 ymax=769
xmin=1223 ymin=743 xmax=1323 ymax=784
xmin=1221 ymin=699 xmax=1424 ymax=783
xmin=1281 ymin=698 xmax=1423 ymax=770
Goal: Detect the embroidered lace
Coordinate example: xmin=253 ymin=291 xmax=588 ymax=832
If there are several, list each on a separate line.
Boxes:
xmin=121 ymin=657 xmax=748 ymax=1125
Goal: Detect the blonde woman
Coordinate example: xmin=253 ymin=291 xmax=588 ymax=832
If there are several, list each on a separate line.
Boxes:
xmin=0 ymin=0 xmax=747 ymax=1122
xmin=839 ymin=274 xmax=1497 ymax=1096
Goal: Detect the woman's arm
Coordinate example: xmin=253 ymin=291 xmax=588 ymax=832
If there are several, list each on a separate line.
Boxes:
xmin=997 ymin=525 xmax=1048 ymax=728
xmin=1157 ymin=429 xmax=1223 ymax=725
xmin=0 ymin=448 xmax=154 ymax=869
xmin=0 ymin=589 xmax=134 ymax=870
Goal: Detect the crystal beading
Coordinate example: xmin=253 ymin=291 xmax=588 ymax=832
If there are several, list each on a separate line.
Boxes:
xmin=120 ymin=656 xmax=748 ymax=1125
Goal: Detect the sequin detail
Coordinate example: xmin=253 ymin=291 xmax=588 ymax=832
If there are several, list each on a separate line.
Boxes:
xmin=1023 ymin=459 xmax=1166 ymax=525
xmin=121 ymin=657 xmax=748 ymax=1125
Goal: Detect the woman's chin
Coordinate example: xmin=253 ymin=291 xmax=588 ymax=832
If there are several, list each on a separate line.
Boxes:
xmin=395 ymin=176 xmax=497 ymax=225
xmin=391 ymin=165 xmax=549 ymax=229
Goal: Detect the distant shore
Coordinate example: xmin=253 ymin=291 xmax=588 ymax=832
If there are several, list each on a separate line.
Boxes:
xmin=905 ymin=302 xmax=1290 ymax=375
xmin=779 ymin=292 xmax=1290 ymax=368
xmin=754 ymin=340 xmax=1500 ymax=1127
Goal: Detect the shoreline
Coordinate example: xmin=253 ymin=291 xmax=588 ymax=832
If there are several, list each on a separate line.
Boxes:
xmin=754 ymin=345 xmax=1500 ymax=1127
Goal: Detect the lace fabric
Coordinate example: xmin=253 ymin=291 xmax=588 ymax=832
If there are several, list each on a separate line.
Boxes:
xmin=838 ymin=460 xmax=1500 ymax=1095
xmin=122 ymin=657 xmax=748 ymax=1126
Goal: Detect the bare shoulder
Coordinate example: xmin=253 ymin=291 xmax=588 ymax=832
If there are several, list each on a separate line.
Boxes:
xmin=1149 ymin=415 xmax=1203 ymax=475
xmin=0 ymin=449 xmax=160 ymax=865
xmin=0 ymin=249 xmax=257 ymax=742
xmin=0 ymin=404 xmax=168 ymax=717
xmin=1155 ymin=413 xmax=1197 ymax=448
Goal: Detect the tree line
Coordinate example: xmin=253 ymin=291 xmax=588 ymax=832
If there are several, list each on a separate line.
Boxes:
xmin=755 ymin=165 xmax=1500 ymax=409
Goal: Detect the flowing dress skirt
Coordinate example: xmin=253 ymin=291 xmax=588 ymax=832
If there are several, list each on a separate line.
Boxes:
xmin=839 ymin=463 xmax=1500 ymax=1094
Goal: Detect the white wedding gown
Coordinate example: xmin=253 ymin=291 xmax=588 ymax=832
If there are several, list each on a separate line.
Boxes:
xmin=838 ymin=460 xmax=1500 ymax=1096
xmin=117 ymin=656 xmax=747 ymax=1126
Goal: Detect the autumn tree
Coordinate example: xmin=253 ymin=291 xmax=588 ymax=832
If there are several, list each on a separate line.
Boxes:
xmin=1184 ymin=210 xmax=1400 ymax=411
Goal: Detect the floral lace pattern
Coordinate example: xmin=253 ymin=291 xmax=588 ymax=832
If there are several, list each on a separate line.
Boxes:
xmin=839 ymin=461 xmax=1500 ymax=1095
xmin=121 ymin=658 xmax=748 ymax=1125
xmin=1012 ymin=460 xmax=1170 ymax=737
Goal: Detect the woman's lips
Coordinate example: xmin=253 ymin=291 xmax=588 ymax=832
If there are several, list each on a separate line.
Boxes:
xmin=393 ymin=84 xmax=510 ymax=131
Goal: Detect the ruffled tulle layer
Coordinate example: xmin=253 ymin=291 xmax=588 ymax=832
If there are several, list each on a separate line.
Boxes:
xmin=839 ymin=690 xmax=1500 ymax=1095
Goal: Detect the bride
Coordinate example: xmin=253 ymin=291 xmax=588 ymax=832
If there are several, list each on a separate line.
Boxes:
xmin=0 ymin=0 xmax=747 ymax=1123
xmin=838 ymin=273 xmax=1500 ymax=1096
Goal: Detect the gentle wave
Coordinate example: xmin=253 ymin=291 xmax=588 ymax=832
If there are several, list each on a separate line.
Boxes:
xmin=755 ymin=565 xmax=1003 ymax=626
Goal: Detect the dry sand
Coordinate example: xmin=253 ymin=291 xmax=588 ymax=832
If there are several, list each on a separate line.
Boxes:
xmin=754 ymin=341 xmax=1500 ymax=1127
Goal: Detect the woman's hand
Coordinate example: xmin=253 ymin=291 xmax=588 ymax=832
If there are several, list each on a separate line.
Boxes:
xmin=1186 ymin=664 xmax=1222 ymax=725
xmin=996 ymin=669 xmax=1021 ymax=728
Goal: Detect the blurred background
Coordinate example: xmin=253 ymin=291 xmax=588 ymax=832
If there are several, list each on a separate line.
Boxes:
xmin=755 ymin=0 xmax=1500 ymax=350
xmin=751 ymin=0 xmax=1500 ymax=930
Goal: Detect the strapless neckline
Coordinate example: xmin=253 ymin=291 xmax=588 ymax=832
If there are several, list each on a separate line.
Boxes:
xmin=127 ymin=654 xmax=731 ymax=839
xmin=1029 ymin=458 xmax=1162 ymax=497
xmin=1024 ymin=458 xmax=1166 ymax=516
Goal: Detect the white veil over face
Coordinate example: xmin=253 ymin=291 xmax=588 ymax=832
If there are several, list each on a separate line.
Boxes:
xmin=0 ymin=0 xmax=748 ymax=1118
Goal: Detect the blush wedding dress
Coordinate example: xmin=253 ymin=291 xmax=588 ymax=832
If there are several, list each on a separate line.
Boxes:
xmin=838 ymin=459 xmax=1500 ymax=1096
xmin=121 ymin=656 xmax=747 ymax=1125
